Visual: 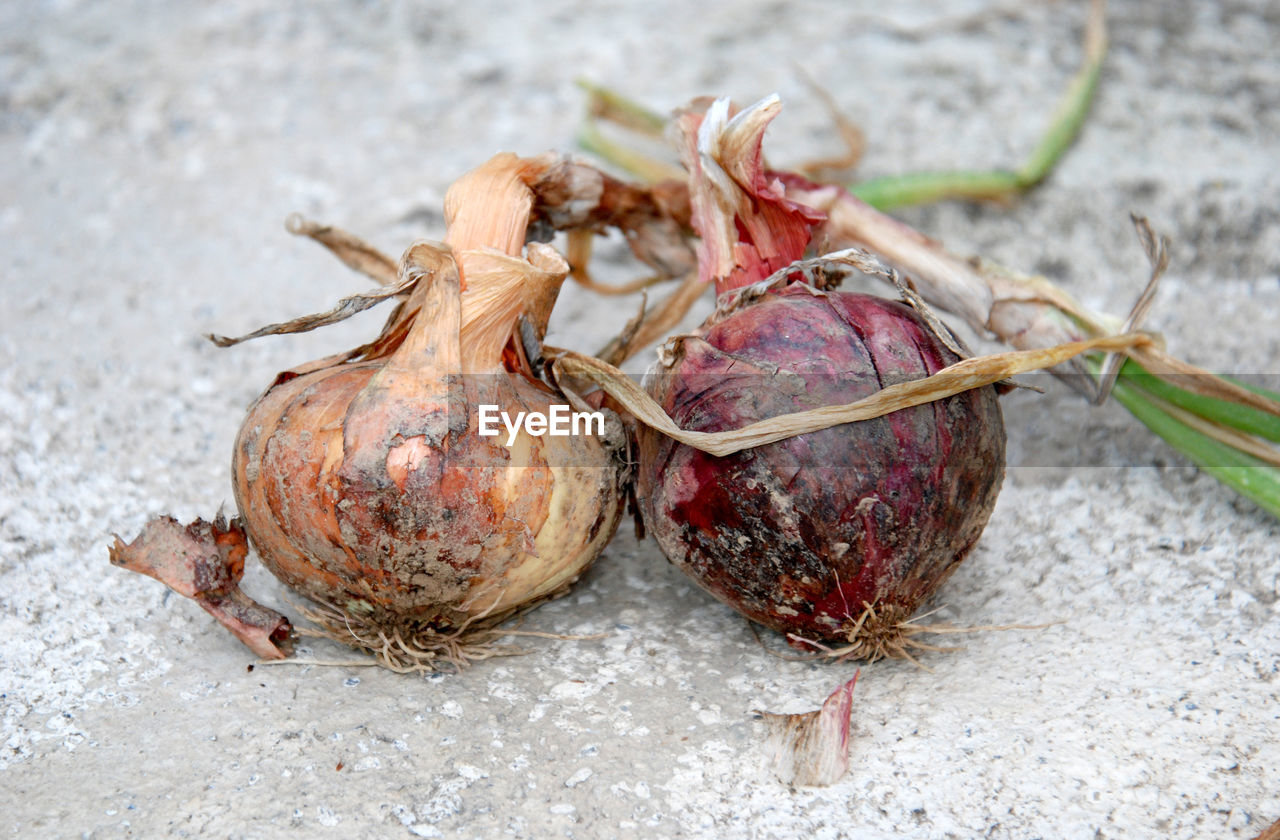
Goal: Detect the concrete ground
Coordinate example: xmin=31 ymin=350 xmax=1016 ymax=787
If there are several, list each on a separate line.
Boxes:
xmin=2 ymin=1 xmax=1278 ymax=837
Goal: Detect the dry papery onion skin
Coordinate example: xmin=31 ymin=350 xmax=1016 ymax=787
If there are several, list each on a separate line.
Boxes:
xmin=109 ymin=514 xmax=294 ymax=660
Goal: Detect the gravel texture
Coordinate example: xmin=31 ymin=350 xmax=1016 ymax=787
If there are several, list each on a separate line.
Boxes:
xmin=2 ymin=1 xmax=1278 ymax=838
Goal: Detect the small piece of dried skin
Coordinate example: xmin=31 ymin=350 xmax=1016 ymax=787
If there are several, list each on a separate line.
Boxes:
xmin=759 ymin=671 xmax=859 ymax=787
xmin=109 ymin=515 xmax=294 ymax=660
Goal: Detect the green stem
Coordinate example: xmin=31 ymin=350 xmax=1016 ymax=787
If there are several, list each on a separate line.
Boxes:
xmin=575 ymin=79 xmax=668 ymax=137
xmin=1121 ymin=359 xmax=1280 ymax=443
xmin=1109 ymin=375 xmax=1280 ymax=519
xmin=1014 ymin=21 xmax=1105 ymax=189
xmin=850 ymin=0 xmax=1106 ymax=211
xmin=575 ymin=118 xmax=685 ymax=184
xmin=851 ymin=170 xmax=1024 ymax=211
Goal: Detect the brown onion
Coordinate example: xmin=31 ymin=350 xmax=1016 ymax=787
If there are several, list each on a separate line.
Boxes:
xmin=231 ymin=155 xmax=626 ymax=668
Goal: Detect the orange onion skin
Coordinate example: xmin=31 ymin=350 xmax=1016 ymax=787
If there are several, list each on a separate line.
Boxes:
xmin=637 ymin=286 xmax=1005 ymax=642
xmin=231 ymin=248 xmax=626 ymax=629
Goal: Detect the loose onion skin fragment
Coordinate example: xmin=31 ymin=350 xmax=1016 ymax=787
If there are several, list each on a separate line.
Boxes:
xmin=759 ymin=671 xmax=859 ymax=787
xmin=108 ymin=515 xmax=294 ymax=660
xmin=638 ymin=284 xmax=1005 ymax=658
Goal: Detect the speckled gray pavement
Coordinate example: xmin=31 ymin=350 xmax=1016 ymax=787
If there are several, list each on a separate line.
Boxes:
xmin=2 ymin=2 xmax=1278 ymax=838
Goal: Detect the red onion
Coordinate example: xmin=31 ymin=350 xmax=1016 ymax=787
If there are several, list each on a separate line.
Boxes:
xmin=635 ymin=97 xmax=1006 ymax=659
xmin=638 ymin=285 xmax=1004 ymax=657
